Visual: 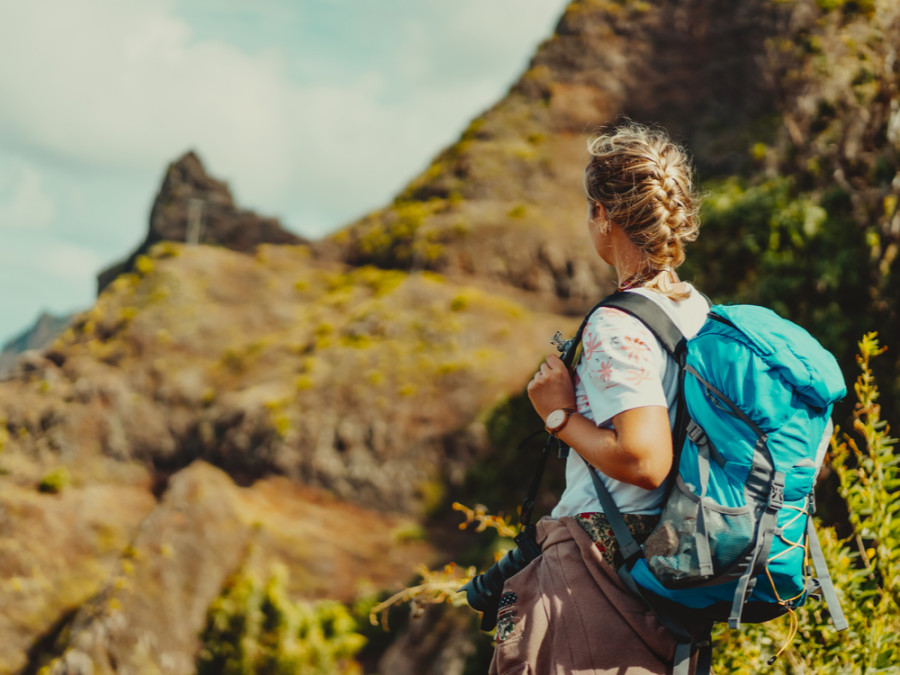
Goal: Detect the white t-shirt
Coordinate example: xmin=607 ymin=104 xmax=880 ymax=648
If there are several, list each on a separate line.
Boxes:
xmin=551 ymin=285 xmax=710 ymax=518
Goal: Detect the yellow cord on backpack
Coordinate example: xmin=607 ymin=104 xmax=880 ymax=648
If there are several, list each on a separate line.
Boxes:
xmin=764 ymin=502 xmax=813 ymax=664
xmin=767 ymin=605 xmax=800 ymax=665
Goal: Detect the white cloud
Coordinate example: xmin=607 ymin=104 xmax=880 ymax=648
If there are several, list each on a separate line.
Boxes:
xmin=0 ymin=161 xmax=56 ymax=230
xmin=0 ymin=0 xmax=297 ymax=211
xmin=0 ymin=0 xmax=569 ymax=340
xmin=0 ymin=0 xmax=567 ymax=233
xmin=389 ymin=0 xmax=563 ymax=86
xmin=37 ymin=242 xmax=106 ymax=283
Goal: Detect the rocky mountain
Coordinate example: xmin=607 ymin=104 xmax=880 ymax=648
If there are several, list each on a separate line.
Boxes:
xmin=311 ymin=0 xmax=779 ymax=312
xmin=97 ymin=151 xmax=306 ymax=293
xmin=2 ymin=153 xmax=303 ymax=380
xmin=0 ymin=0 xmax=897 ymax=673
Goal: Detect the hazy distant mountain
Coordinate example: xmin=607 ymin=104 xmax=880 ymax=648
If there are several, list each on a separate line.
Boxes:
xmin=0 ymin=311 xmax=72 ymax=376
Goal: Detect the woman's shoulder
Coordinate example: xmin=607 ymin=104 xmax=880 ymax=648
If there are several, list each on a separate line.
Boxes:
xmin=583 ymin=305 xmax=663 ymax=362
xmin=585 ymin=304 xmax=655 ymax=337
xmin=582 ymin=284 xmax=709 ymax=348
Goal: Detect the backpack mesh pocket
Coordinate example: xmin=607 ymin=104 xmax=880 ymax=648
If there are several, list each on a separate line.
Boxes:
xmin=644 ymin=475 xmax=756 ymax=588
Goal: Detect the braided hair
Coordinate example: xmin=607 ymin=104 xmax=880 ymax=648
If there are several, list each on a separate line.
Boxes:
xmin=583 ymin=121 xmax=700 ymax=299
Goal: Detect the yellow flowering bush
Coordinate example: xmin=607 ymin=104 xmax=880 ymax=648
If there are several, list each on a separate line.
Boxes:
xmin=712 ymin=333 xmax=900 ymax=672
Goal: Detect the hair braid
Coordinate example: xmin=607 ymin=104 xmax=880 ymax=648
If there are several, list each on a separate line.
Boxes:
xmin=584 ymin=121 xmax=700 ymax=298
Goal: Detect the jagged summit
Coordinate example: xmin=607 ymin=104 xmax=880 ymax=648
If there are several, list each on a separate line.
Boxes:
xmin=97 ymin=151 xmax=306 ymax=292
xmin=0 ymin=311 xmax=72 ymax=377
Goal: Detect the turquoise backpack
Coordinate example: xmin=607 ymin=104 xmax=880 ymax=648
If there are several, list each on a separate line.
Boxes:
xmin=565 ymin=292 xmax=848 ymax=674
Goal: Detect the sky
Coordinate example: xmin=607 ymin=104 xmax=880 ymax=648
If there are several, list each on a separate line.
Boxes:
xmin=0 ymin=0 xmax=569 ymax=345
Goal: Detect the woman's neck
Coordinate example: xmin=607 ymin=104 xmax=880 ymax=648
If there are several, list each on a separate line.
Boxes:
xmin=608 ymin=225 xmax=646 ymax=289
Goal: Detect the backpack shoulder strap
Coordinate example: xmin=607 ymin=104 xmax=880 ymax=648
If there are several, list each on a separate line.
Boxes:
xmin=562 ymin=289 xmax=701 ymax=368
xmin=578 ymin=290 xmax=715 ymax=673
xmin=597 ymin=290 xmax=688 ymax=357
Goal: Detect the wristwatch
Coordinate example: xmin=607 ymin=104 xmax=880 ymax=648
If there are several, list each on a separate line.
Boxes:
xmin=545 ymin=407 xmax=577 ymax=436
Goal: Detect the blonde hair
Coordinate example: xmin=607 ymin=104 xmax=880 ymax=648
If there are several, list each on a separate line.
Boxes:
xmin=584 ymin=121 xmax=700 ymax=299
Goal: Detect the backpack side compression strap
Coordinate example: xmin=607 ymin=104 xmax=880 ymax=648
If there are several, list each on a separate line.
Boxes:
xmin=807 ymin=518 xmax=849 ymax=631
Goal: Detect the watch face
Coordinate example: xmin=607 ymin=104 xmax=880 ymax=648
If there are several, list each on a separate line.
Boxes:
xmin=547 ymin=409 xmax=567 ymax=429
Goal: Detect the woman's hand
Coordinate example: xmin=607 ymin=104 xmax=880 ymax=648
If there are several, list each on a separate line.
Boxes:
xmin=527 ymin=354 xmax=576 ymax=422
xmin=528 ymin=354 xmax=672 ymax=490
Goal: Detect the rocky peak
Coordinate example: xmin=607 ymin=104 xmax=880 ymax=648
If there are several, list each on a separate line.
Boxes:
xmin=528 ymin=0 xmax=778 ymax=170
xmin=97 ymin=151 xmax=306 ymax=292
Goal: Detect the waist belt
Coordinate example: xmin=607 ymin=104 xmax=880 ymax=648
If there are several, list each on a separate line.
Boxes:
xmin=575 ymin=512 xmax=659 ymax=570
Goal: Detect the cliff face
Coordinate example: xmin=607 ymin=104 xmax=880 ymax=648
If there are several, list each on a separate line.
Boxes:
xmin=0 ymin=239 xmax=562 ymax=673
xmin=0 ymin=0 xmax=898 ymax=673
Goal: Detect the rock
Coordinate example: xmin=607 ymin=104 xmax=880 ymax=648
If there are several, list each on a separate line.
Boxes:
xmin=0 ymin=477 xmax=157 ymax=675
xmin=37 ymin=464 xmax=436 ymax=673
xmin=377 ymin=605 xmax=480 ymax=675
xmin=97 ymin=151 xmax=306 ymax=292
xmin=46 ymin=462 xmax=251 ymax=675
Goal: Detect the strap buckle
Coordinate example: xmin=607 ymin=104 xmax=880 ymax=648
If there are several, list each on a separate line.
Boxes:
xmin=768 ymin=479 xmax=785 ymax=511
xmin=687 ymin=421 xmax=708 ymax=446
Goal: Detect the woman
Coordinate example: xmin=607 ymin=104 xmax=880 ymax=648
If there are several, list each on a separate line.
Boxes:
xmin=489 ymin=121 xmax=709 ymax=674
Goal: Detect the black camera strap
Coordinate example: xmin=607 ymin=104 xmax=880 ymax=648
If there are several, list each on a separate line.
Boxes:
xmin=517 ymin=295 xmax=613 ymax=524
xmin=518 ymin=430 xmax=560 ymax=528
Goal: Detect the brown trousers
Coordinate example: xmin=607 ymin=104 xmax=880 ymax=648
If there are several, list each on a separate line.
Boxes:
xmin=489 ymin=516 xmax=697 ymax=675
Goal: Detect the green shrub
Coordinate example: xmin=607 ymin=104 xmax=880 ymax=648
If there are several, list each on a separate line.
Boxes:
xmin=196 ymin=564 xmax=366 ymax=675
xmin=38 ymin=467 xmax=71 ymax=494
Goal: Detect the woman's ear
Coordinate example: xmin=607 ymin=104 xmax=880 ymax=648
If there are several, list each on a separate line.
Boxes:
xmin=591 ymin=202 xmax=611 ymax=233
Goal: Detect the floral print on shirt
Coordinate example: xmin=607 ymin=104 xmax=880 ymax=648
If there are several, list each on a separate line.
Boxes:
xmin=582 ymin=308 xmax=656 ymax=389
xmin=571 ymin=305 xmax=667 ymax=425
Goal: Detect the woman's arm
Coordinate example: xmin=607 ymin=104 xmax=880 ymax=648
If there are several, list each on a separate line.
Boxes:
xmin=527 ymin=353 xmax=672 ymax=490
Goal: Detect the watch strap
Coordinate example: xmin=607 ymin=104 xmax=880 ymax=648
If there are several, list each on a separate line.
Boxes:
xmin=545 ymin=407 xmax=577 ymax=436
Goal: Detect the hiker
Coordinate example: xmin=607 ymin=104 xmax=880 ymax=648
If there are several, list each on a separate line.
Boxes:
xmin=490 ymin=121 xmax=709 ymax=674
